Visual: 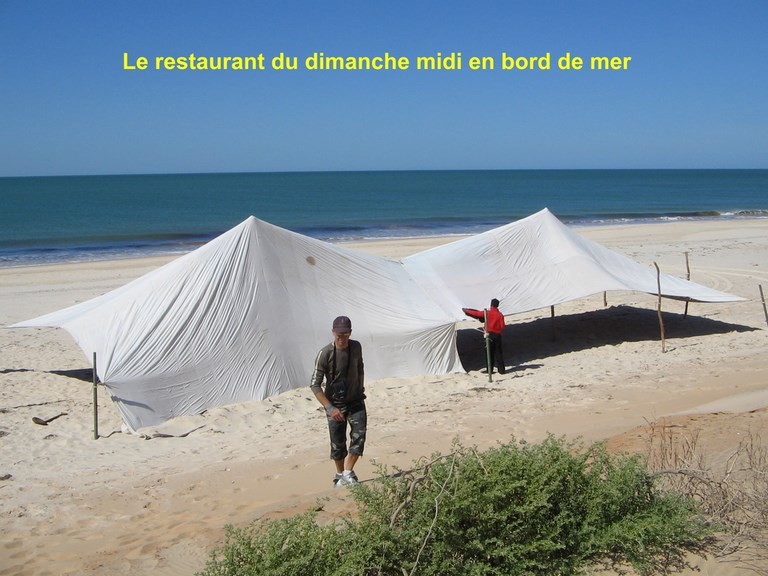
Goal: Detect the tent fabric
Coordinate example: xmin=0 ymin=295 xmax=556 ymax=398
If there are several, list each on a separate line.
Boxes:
xmin=11 ymin=208 xmax=743 ymax=431
xmin=13 ymin=218 xmax=460 ymax=431
xmin=403 ymin=208 xmax=743 ymax=318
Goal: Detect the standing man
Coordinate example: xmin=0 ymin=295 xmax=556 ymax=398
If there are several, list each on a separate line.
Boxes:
xmin=462 ymin=298 xmax=507 ymax=374
xmin=311 ymin=315 xmax=367 ymax=487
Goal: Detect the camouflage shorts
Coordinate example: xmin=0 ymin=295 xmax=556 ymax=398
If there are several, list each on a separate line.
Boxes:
xmin=328 ymin=403 xmax=367 ymax=461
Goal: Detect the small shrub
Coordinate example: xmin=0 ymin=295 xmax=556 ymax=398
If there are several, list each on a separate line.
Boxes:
xmin=198 ymin=436 xmax=716 ymax=576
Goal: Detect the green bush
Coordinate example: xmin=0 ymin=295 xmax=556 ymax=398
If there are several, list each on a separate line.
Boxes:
xmin=198 ymin=436 xmax=715 ymax=576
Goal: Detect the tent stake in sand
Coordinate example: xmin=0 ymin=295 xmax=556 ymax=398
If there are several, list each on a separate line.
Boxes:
xmin=93 ymin=352 xmax=99 ymax=440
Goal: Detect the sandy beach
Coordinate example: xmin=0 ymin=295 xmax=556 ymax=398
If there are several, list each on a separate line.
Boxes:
xmin=1 ymin=218 xmax=767 ymax=576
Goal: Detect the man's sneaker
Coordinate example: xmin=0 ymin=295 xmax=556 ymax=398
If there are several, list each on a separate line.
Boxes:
xmin=336 ymin=471 xmax=359 ymax=487
xmin=333 ymin=473 xmax=343 ymax=487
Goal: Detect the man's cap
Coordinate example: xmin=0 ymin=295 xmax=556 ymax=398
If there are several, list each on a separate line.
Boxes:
xmin=332 ymin=316 xmax=352 ymax=332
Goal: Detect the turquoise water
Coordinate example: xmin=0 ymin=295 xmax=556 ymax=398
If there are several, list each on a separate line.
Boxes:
xmin=0 ymin=169 xmax=766 ymax=267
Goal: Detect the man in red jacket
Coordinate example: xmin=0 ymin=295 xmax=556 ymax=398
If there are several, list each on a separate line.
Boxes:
xmin=462 ymin=298 xmax=507 ymax=374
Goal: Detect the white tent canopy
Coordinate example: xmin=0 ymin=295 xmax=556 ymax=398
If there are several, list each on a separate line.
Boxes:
xmin=403 ymin=207 xmax=742 ymax=313
xmin=11 ymin=208 xmax=743 ymax=431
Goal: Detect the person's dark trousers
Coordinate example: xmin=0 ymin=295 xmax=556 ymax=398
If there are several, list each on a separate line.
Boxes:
xmin=488 ymin=332 xmax=506 ymax=374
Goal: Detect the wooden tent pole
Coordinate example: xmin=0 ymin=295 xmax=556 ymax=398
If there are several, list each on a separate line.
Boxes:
xmin=759 ymin=285 xmax=768 ymax=328
xmin=550 ymin=305 xmax=556 ymax=341
xmin=684 ymin=252 xmax=691 ymax=318
xmin=93 ymin=352 xmax=99 ymax=440
xmin=484 ymin=309 xmax=492 ymax=382
xmin=654 ymin=262 xmax=666 ymax=353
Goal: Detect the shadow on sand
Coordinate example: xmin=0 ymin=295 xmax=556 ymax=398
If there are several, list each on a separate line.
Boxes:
xmin=457 ymin=304 xmax=757 ymax=372
xmin=49 ymin=368 xmax=96 ymax=383
xmin=38 ymin=305 xmax=758 ymax=384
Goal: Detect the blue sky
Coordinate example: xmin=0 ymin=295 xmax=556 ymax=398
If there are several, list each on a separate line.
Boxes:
xmin=1 ymin=1 xmax=767 ymax=176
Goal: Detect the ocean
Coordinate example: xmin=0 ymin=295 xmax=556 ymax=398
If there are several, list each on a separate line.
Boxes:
xmin=1 ymin=169 xmax=766 ymax=268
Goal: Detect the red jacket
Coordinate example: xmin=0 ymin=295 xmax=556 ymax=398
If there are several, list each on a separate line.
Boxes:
xmin=462 ymin=306 xmax=505 ymax=335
